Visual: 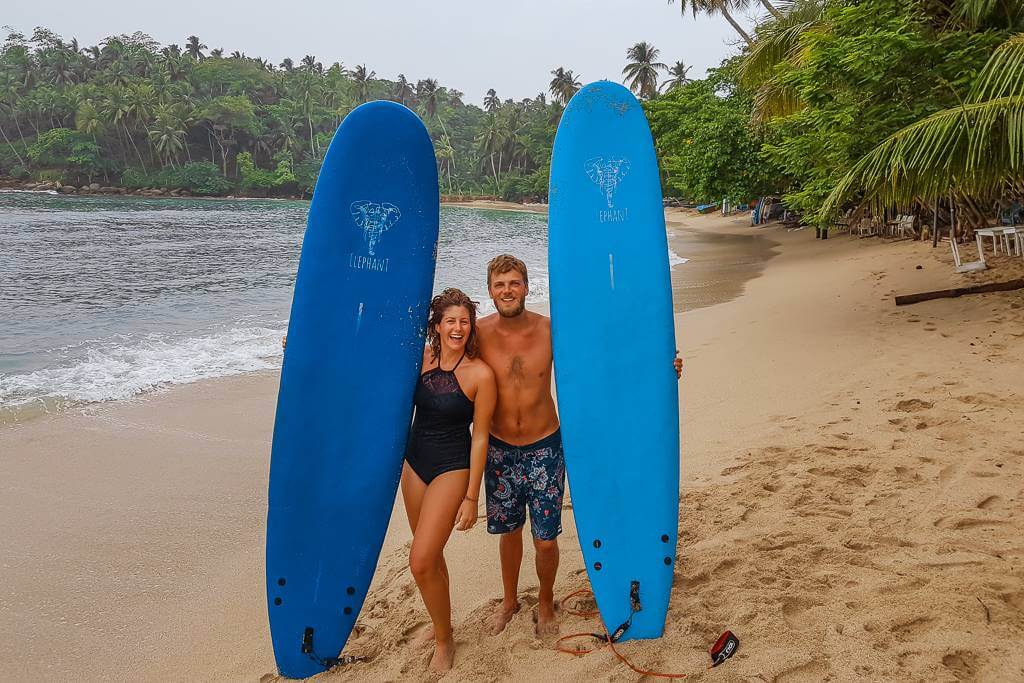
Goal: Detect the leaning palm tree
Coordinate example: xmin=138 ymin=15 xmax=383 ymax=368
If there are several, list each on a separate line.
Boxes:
xmin=622 ymin=42 xmax=667 ymax=99
xmin=668 ymin=0 xmax=754 ymax=45
xmin=660 ymin=61 xmax=693 ymax=92
xmin=823 ymin=33 xmax=1024 ymax=220
xmin=484 ymin=88 xmax=501 ymax=113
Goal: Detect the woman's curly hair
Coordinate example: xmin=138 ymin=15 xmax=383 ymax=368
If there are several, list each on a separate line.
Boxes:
xmin=426 ymin=288 xmax=480 ymax=362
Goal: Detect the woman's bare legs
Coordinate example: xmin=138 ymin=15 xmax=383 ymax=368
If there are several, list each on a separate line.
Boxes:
xmin=401 ymin=464 xmax=468 ymax=673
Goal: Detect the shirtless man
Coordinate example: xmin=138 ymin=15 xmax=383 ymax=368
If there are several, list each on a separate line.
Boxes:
xmin=477 ymin=254 xmax=681 ymax=636
xmin=476 ymin=254 xmax=563 ymax=636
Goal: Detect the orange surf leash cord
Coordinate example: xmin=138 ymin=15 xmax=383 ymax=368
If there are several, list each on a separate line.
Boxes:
xmin=555 ymin=588 xmax=688 ymax=680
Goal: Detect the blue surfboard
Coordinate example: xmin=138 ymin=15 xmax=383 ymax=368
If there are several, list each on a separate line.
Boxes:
xmin=548 ymin=82 xmax=679 ymax=640
xmin=266 ymin=101 xmax=439 ymax=678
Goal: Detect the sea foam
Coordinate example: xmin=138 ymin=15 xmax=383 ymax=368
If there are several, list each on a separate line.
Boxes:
xmin=0 ymin=326 xmax=284 ymax=409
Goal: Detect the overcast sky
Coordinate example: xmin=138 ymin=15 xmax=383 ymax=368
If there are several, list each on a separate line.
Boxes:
xmin=5 ymin=1 xmax=758 ymax=105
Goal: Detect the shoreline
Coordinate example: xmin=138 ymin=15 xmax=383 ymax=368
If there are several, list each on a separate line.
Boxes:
xmin=1 ymin=177 xmax=547 ymax=208
xmin=3 ymin=212 xmax=1022 ymax=680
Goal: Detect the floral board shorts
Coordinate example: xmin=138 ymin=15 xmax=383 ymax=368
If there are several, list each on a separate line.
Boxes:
xmin=485 ymin=429 xmax=565 ymax=541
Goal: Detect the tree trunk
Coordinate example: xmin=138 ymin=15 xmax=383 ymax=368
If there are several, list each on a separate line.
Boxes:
xmin=12 ymin=115 xmax=27 ymax=145
xmin=760 ymin=0 xmax=782 ymax=18
xmin=721 ymin=9 xmax=754 ymax=45
xmin=0 ymin=125 xmax=25 ymax=165
xmin=124 ymin=124 xmax=147 ymax=172
xmin=489 ymin=154 xmax=499 ymax=190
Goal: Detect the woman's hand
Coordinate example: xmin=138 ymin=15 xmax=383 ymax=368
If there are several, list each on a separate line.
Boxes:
xmin=455 ymin=498 xmax=478 ymax=531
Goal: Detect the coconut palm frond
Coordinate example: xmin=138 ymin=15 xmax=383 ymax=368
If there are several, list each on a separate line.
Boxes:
xmin=970 ymin=33 xmax=1024 ymax=101
xmin=822 ymin=94 xmax=1024 ymax=216
xmin=751 ymin=77 xmax=805 ymax=125
xmin=740 ymin=0 xmax=825 ymax=88
xmin=953 ymin=0 xmax=1023 ymax=28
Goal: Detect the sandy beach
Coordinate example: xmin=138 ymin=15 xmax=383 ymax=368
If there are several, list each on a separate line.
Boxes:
xmin=3 ymin=209 xmax=1023 ymax=681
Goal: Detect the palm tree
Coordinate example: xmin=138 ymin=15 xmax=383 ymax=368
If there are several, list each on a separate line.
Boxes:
xmin=668 ymin=0 xmax=754 ymax=45
xmin=351 ymin=65 xmax=375 ymax=103
xmin=148 ymin=105 xmax=188 ymax=167
xmin=476 ymin=114 xmax=505 ymax=188
xmin=660 ymin=61 xmax=693 ymax=92
xmin=436 ymin=134 xmax=457 ymax=192
xmin=280 ymin=57 xmax=295 ymax=72
xmin=622 ymin=42 xmax=667 ymax=99
xmin=549 ymin=67 xmax=582 ymax=106
xmin=823 ymin=33 xmax=1024 ymax=220
xmin=484 ymin=88 xmax=501 ymax=113
xmin=209 ymin=48 xmax=224 ymax=58
xmin=393 ymin=74 xmax=415 ymax=107
xmin=416 ymin=78 xmax=441 ymax=121
xmin=185 ymin=35 xmax=206 ymax=61
xmin=300 ymin=55 xmax=323 ymax=74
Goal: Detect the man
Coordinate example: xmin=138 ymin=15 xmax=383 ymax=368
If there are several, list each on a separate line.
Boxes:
xmin=476 ymin=254 xmax=681 ymax=637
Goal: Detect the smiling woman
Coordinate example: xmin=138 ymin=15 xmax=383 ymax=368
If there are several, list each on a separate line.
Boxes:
xmin=401 ymin=287 xmax=496 ymax=674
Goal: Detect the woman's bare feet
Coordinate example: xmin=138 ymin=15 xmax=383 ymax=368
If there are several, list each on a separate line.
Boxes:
xmin=486 ymin=600 xmax=520 ymax=635
xmin=428 ymin=638 xmax=455 ymax=674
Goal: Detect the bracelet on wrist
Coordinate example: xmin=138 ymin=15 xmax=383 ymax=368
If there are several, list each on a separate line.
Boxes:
xmin=464 ymin=495 xmax=478 ymax=503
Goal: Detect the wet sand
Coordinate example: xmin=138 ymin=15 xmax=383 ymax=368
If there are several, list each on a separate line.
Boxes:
xmin=2 ymin=212 xmax=1022 ymax=681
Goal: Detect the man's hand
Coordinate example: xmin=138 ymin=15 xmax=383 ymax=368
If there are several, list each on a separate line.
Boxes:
xmin=673 ymin=350 xmax=683 ymax=379
xmin=455 ymin=498 xmax=478 ymax=531
xmin=281 ymin=335 xmax=287 ymax=351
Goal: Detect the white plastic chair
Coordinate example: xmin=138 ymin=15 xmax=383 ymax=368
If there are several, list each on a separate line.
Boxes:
xmin=950 ymin=238 xmax=987 ymax=273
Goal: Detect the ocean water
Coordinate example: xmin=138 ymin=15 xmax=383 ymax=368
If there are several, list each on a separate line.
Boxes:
xmin=0 ymin=192 xmax=688 ymax=418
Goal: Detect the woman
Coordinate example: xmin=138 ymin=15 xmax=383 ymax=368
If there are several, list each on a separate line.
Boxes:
xmin=402 ymin=288 xmax=496 ymax=674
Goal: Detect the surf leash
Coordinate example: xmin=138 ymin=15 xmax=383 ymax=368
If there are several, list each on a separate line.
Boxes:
xmin=554 ymin=586 xmax=687 ymax=680
xmin=301 ymin=627 xmax=368 ymax=671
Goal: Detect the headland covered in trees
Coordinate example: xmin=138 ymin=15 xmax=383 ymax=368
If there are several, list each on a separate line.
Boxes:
xmin=2 ymin=1 xmax=1023 ymax=231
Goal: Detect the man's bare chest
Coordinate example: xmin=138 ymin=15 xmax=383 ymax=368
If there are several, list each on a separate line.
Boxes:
xmin=483 ymin=341 xmax=550 ymax=387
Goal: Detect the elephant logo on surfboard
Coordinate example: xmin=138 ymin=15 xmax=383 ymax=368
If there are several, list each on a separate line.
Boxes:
xmin=585 ymin=157 xmax=631 ymax=208
xmin=350 ymin=201 xmax=401 ymax=255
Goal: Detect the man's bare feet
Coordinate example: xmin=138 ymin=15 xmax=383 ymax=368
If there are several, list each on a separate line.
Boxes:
xmin=534 ymin=600 xmax=559 ymax=637
xmin=428 ymin=638 xmax=455 ymax=674
xmin=486 ymin=600 xmax=520 ymax=635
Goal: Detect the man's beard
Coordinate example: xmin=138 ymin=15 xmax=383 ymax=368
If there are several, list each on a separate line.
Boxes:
xmin=495 ymin=296 xmax=525 ymax=318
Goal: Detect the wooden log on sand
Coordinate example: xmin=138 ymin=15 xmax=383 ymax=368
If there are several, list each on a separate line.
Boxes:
xmin=895 ymin=279 xmax=1024 ymax=306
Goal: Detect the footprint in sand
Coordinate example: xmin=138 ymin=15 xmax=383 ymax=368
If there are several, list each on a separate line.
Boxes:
xmin=773 ymin=657 xmax=830 ymax=682
xmin=942 ymin=650 xmax=981 ymax=680
xmin=890 ymin=615 xmax=933 ymax=642
xmin=781 ymin=597 xmax=820 ymax=630
xmin=398 ymin=621 xmax=433 ymax=649
xmin=999 ymin=591 xmax=1024 ymax=611
xmin=895 ymin=398 xmax=934 ymax=412
xmin=977 ymin=495 xmax=1002 ymax=510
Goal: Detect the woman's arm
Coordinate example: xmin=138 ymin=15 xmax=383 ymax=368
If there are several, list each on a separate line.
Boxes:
xmin=455 ymin=365 xmax=496 ymax=531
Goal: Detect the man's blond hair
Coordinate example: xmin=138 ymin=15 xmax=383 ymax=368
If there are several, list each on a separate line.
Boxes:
xmin=487 ymin=254 xmax=528 ymax=288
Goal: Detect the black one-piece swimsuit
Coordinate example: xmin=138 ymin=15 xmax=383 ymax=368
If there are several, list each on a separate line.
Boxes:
xmin=405 ymin=353 xmax=474 ymax=484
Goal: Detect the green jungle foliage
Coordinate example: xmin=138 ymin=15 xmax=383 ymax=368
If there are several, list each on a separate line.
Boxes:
xmin=4 ymin=3 xmax=1022 ymax=217
xmin=0 ymin=27 xmax=565 ymax=199
xmin=644 ymin=63 xmax=780 ymax=203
